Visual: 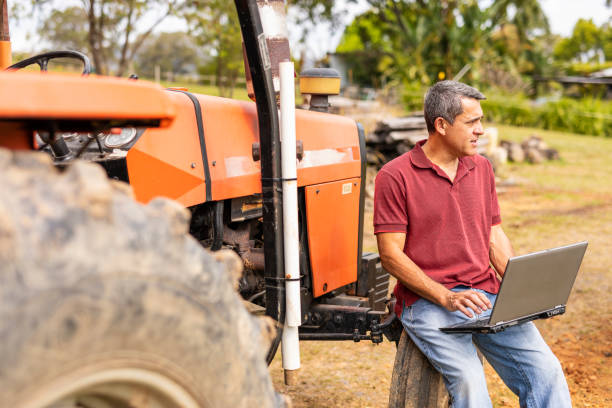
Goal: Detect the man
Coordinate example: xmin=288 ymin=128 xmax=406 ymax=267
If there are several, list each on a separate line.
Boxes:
xmin=374 ymin=80 xmax=571 ymax=407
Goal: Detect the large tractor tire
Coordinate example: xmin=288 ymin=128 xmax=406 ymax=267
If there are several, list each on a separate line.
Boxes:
xmin=0 ymin=150 xmax=286 ymax=408
xmin=388 ymin=331 xmax=449 ymax=408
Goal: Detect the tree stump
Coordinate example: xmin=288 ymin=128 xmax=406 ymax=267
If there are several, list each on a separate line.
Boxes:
xmin=389 ymin=331 xmax=450 ymax=408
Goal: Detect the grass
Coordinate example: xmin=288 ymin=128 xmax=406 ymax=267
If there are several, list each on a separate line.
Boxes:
xmin=270 ymin=124 xmax=612 ymax=407
xmin=12 ymin=64 xmax=253 ymax=101
xmin=492 ymin=124 xmax=612 ymax=251
xmin=159 ymin=81 xmax=251 ymax=101
xmin=494 ymin=124 xmax=612 ymax=195
xmin=479 ymin=124 xmax=612 ymax=406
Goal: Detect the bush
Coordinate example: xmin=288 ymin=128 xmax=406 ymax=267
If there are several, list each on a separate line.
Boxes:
xmin=401 ymin=83 xmax=612 ymax=137
xmin=482 ymin=97 xmax=612 ymax=137
xmin=402 ymin=83 xmax=426 ymax=113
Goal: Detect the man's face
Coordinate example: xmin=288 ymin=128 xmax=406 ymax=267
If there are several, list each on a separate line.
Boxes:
xmin=442 ymin=97 xmax=484 ymax=157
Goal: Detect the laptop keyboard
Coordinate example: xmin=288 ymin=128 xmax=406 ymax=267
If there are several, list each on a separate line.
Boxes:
xmin=465 ymin=317 xmax=490 ymax=327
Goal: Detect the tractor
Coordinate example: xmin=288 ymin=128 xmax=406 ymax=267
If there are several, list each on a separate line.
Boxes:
xmin=0 ymin=0 xmax=448 ymax=406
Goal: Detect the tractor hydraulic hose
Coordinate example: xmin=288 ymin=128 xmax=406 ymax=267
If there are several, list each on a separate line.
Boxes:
xmin=211 ymin=201 xmax=224 ymax=251
xmin=234 ymin=0 xmax=285 ymax=328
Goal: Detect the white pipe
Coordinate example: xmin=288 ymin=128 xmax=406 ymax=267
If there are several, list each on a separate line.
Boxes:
xmin=281 ymin=325 xmax=300 ymax=369
xmin=280 ymin=60 xmax=300 ymax=327
xmin=279 ymin=60 xmax=301 ymax=375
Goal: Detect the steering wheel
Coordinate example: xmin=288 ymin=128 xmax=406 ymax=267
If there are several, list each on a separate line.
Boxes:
xmin=7 ymin=50 xmax=92 ymax=75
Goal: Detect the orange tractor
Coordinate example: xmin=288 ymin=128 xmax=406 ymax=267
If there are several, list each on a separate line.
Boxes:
xmin=0 ymin=1 xmax=447 ymax=407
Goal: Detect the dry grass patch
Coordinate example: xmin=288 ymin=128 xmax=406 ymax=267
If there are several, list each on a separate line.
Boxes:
xmin=270 ymin=125 xmax=612 ymax=407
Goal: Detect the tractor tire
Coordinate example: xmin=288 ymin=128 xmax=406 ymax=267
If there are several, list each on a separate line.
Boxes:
xmin=0 ymin=149 xmax=286 ymax=408
xmin=388 ymin=330 xmax=450 ymax=408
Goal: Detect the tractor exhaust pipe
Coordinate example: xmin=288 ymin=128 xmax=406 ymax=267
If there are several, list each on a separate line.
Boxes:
xmin=279 ymin=60 xmax=301 ymax=385
xmin=235 ymin=0 xmax=301 ymax=385
xmin=0 ymin=0 xmax=12 ymax=69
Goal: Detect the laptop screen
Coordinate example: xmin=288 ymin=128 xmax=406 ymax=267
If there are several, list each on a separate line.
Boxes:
xmin=489 ymin=242 xmax=587 ymax=325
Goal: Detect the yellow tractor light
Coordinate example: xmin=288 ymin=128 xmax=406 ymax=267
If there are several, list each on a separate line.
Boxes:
xmin=299 ymin=68 xmax=341 ymax=112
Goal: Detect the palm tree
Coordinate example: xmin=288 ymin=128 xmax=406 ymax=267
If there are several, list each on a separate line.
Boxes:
xmin=487 ymin=0 xmax=549 ymax=43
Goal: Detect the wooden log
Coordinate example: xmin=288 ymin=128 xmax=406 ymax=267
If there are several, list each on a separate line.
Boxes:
xmin=376 ymin=116 xmax=427 ymax=133
xmin=389 ymin=330 xmax=449 ymax=408
xmin=385 ymin=130 xmax=429 ymax=144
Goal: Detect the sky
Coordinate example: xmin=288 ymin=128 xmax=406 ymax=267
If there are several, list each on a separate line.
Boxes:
xmin=8 ymin=0 xmax=612 ymax=57
xmin=540 ymin=0 xmax=610 ymax=36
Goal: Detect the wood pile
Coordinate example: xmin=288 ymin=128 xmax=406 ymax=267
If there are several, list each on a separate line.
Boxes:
xmin=365 ymin=116 xmax=559 ymax=173
xmin=365 ymin=115 xmax=428 ymax=167
xmin=366 ymin=115 xmax=492 ymax=167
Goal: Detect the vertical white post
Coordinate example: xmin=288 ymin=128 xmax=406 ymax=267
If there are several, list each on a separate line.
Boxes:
xmin=154 ymin=65 xmax=160 ymax=84
xmin=279 ymin=60 xmax=300 ymax=384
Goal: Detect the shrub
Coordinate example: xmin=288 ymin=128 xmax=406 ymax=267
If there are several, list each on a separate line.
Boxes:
xmin=481 ymin=97 xmax=612 ymax=137
xmin=402 ymin=84 xmax=612 ymax=137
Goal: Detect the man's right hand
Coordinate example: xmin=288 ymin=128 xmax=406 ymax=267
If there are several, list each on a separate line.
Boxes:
xmin=444 ymin=290 xmax=493 ymax=318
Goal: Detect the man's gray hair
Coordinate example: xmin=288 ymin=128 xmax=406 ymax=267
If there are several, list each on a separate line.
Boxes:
xmin=424 ymin=80 xmax=485 ymax=134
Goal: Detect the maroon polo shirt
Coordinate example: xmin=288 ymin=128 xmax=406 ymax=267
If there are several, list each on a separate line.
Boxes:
xmin=374 ymin=141 xmax=501 ymax=316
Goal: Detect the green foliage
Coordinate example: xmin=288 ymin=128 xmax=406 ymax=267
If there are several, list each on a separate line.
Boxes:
xmin=183 ymin=0 xmax=244 ymax=98
xmin=401 ymin=82 xmax=427 ymax=113
xmin=336 ymin=11 xmax=385 ymax=53
xmin=482 ymin=96 xmax=612 ymax=137
xmin=15 ymin=0 xmax=248 ymax=95
xmin=565 ymin=61 xmax=612 ymax=76
xmin=336 ymin=0 xmax=552 ymax=88
xmin=160 ymin=81 xmax=250 ymax=101
xmin=487 ymin=0 xmax=550 ymax=44
xmin=134 ymin=32 xmax=199 ymax=79
xmin=17 ymin=1 xmax=195 ymax=76
xmin=553 ymin=19 xmax=607 ymax=64
xmin=335 ymin=11 xmax=388 ymax=86
xmin=288 ymin=0 xmax=356 ymax=26
xmin=39 ymin=6 xmax=88 ymax=52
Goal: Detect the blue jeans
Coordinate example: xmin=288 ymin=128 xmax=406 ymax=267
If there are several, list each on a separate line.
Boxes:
xmin=399 ymin=287 xmax=571 ymax=408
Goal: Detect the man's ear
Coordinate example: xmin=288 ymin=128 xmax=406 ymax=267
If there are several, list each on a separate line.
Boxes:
xmin=434 ymin=117 xmax=447 ymax=135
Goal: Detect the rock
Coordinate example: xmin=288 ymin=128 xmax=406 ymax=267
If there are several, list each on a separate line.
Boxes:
xmin=542 ymin=148 xmax=560 ymax=160
xmin=525 ymin=147 xmax=544 ymax=164
xmin=490 ymin=146 xmax=508 ymax=169
xmin=522 ymin=135 xmax=548 ymax=150
xmin=484 ymin=127 xmax=498 ymax=155
xmin=502 ymin=141 xmax=525 ymax=162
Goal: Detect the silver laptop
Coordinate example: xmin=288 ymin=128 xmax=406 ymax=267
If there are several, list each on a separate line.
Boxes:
xmin=440 ymin=241 xmax=588 ymax=334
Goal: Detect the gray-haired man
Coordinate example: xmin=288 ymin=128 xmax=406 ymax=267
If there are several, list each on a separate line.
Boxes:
xmin=374 ymin=81 xmax=571 ymax=407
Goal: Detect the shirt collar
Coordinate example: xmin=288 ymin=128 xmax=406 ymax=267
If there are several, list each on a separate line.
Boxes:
xmin=409 ymin=140 xmax=433 ymax=169
xmin=410 ymin=140 xmax=477 ymax=179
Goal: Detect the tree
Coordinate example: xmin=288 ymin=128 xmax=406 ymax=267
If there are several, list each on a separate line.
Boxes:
xmin=554 ymin=19 xmax=607 ymax=64
xmin=335 ymin=0 xmax=551 ymax=88
xmin=335 ymin=11 xmax=389 ymax=87
xmin=182 ymin=0 xmax=243 ymax=97
xmin=39 ymin=6 xmax=89 ymax=52
xmin=134 ymin=31 xmax=200 ymax=79
xmin=603 ymin=21 xmax=612 ymax=61
xmin=336 ymin=1 xmax=491 ymax=85
xmin=20 ymin=0 xmax=191 ymax=76
xmin=487 ymin=0 xmax=549 ymax=44
xmin=20 ymin=1 xmax=301 ymax=92
xmin=486 ymin=0 xmax=551 ymax=79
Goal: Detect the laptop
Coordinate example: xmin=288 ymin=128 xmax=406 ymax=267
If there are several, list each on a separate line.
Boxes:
xmin=440 ymin=241 xmax=588 ymax=334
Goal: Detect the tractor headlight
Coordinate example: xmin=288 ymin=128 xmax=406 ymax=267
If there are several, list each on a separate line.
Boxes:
xmin=104 ymin=127 xmax=137 ymax=148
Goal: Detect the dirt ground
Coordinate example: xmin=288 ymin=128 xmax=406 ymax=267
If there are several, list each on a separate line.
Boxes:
xmin=269 ymin=125 xmax=612 ymax=407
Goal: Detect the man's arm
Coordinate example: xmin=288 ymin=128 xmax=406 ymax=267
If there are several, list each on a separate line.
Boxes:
xmin=489 ymin=224 xmax=514 ymax=277
xmin=377 ymin=232 xmax=492 ymax=318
